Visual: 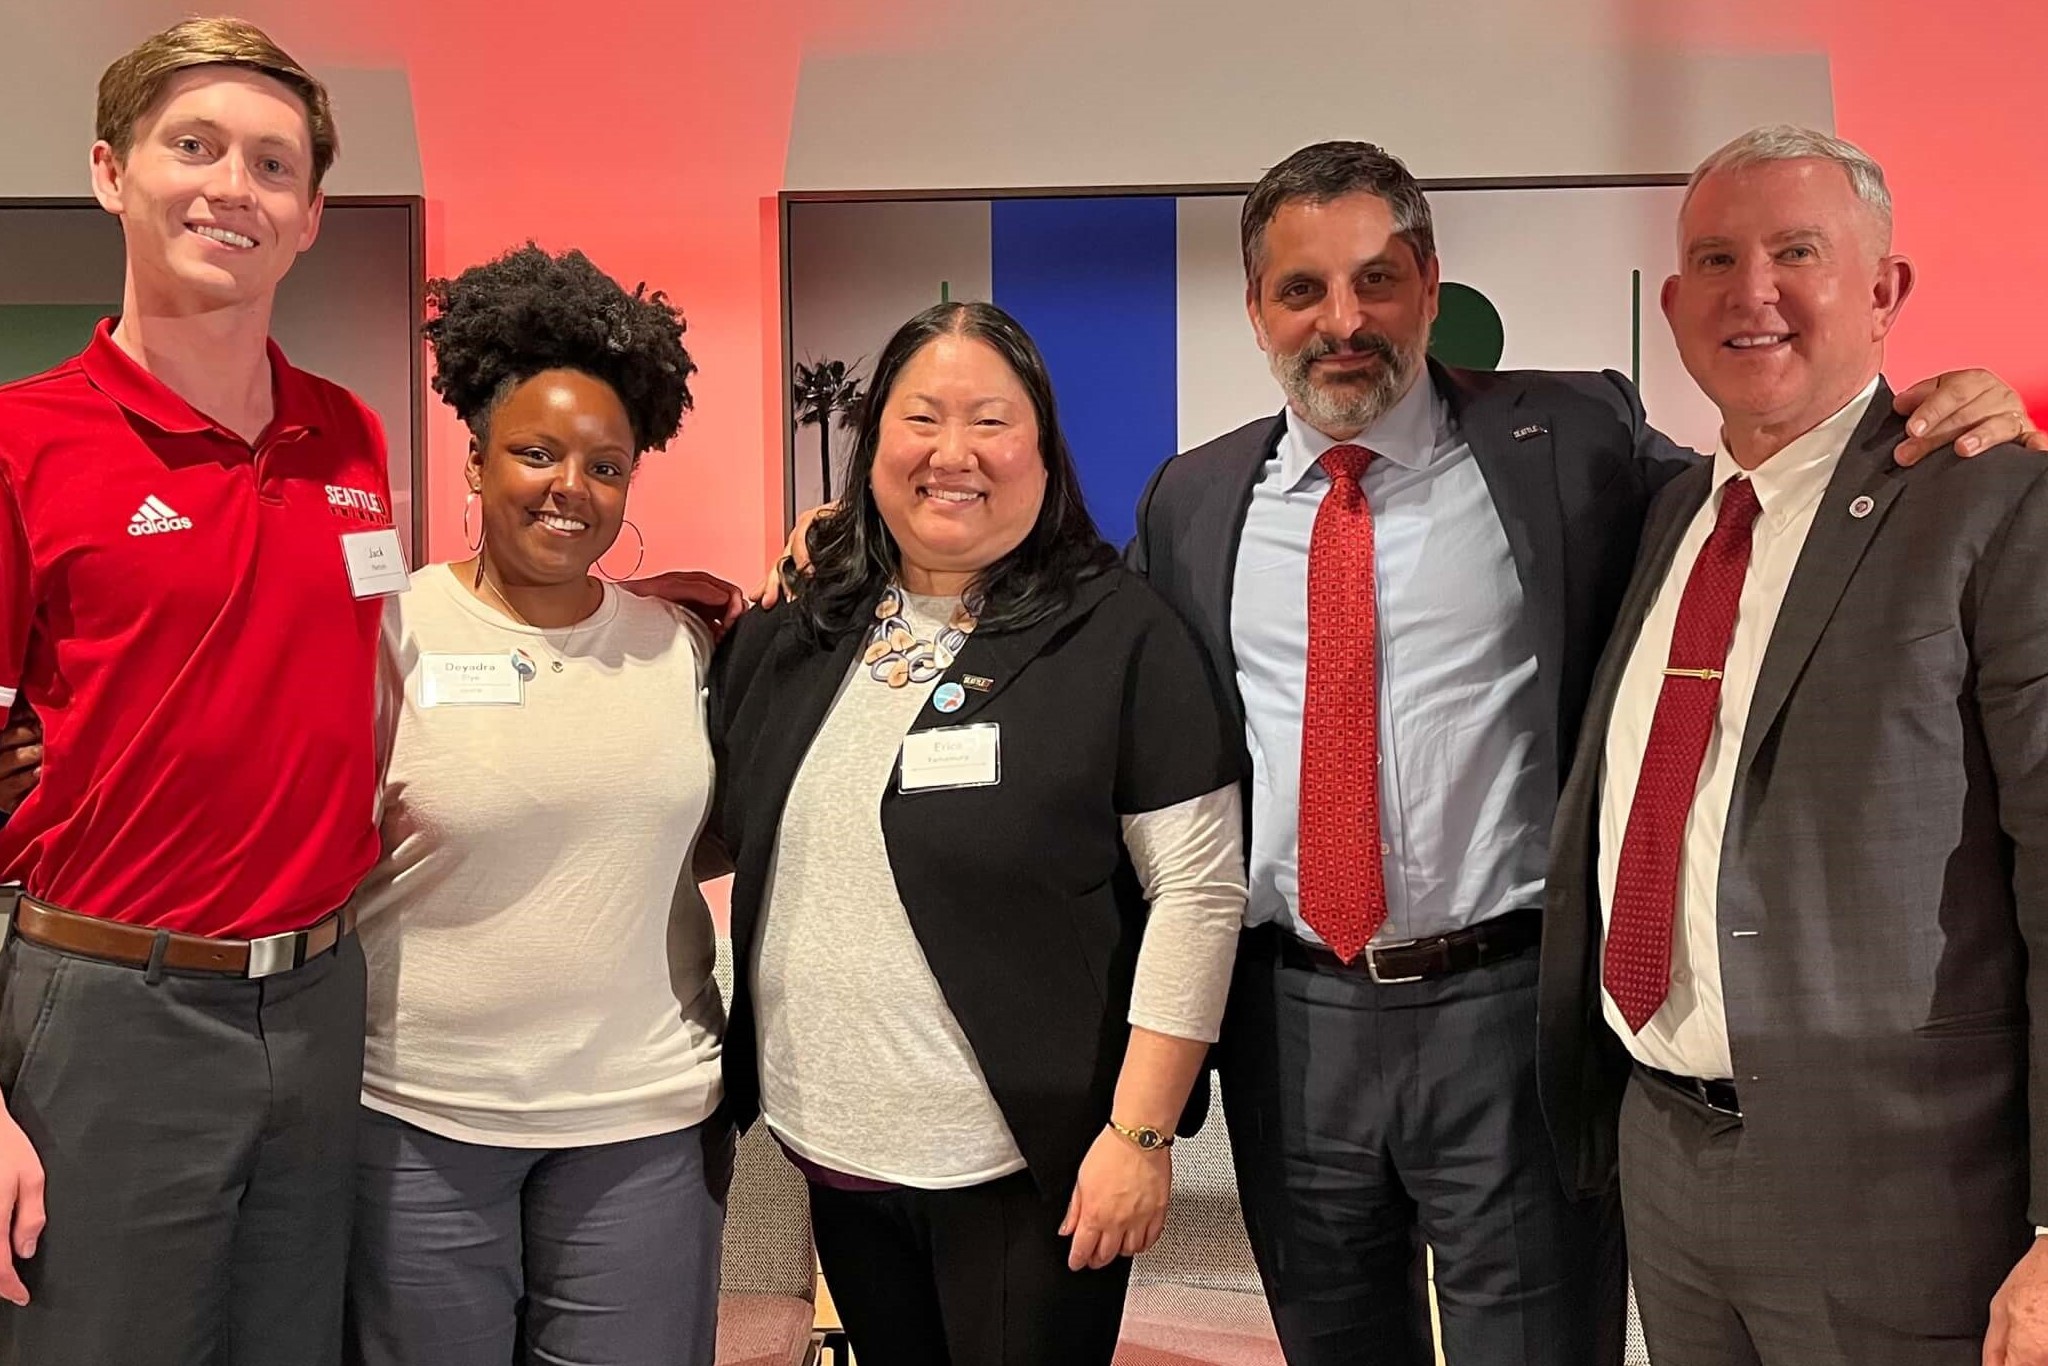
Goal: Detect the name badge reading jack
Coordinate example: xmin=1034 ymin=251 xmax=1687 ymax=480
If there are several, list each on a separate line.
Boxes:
xmin=419 ymin=653 xmax=525 ymax=708
xmin=899 ymin=723 xmax=1001 ymax=792
xmin=341 ymin=528 xmax=411 ymax=599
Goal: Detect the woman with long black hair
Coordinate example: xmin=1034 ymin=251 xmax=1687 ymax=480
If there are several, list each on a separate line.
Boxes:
xmin=712 ymin=300 xmax=1247 ymax=1365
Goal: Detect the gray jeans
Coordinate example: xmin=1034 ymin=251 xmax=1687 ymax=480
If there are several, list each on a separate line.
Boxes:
xmin=0 ymin=931 xmax=368 ymax=1366
xmin=345 ymin=1107 xmax=729 ymax=1366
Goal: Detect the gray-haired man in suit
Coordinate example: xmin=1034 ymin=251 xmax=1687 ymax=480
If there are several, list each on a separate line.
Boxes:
xmin=1128 ymin=138 xmax=2046 ymax=1366
xmin=1538 ymin=125 xmax=2048 ymax=1365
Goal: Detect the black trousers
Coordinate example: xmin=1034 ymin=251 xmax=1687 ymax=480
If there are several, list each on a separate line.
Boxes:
xmin=1219 ymin=927 xmax=1625 ymax=1366
xmin=807 ymin=1170 xmax=1131 ymax=1366
xmin=0 ymin=932 xmax=366 ymax=1366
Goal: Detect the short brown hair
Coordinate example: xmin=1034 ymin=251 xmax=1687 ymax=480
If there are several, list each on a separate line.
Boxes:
xmin=96 ymin=17 xmax=339 ymax=190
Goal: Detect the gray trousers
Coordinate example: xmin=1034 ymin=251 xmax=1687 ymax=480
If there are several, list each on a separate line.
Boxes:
xmin=345 ymin=1107 xmax=728 ymax=1366
xmin=0 ymin=931 xmax=367 ymax=1366
xmin=1219 ymin=928 xmax=1625 ymax=1366
xmin=1620 ymin=1068 xmax=1985 ymax=1366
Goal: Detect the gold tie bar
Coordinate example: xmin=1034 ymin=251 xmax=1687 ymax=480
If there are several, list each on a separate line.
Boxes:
xmin=1662 ymin=667 xmax=1724 ymax=681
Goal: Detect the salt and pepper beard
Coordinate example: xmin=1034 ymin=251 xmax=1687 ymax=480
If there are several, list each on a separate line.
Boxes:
xmin=1269 ymin=330 xmax=1427 ymax=436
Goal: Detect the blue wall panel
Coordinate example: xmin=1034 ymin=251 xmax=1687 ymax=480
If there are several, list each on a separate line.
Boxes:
xmin=990 ymin=197 xmax=1177 ymax=549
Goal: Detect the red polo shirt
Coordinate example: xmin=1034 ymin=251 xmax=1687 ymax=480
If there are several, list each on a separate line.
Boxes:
xmin=0 ymin=321 xmax=393 ymax=939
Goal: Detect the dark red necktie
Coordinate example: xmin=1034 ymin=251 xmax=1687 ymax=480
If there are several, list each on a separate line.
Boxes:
xmin=1299 ymin=444 xmax=1387 ymax=964
xmin=1605 ymin=478 xmax=1763 ymax=1032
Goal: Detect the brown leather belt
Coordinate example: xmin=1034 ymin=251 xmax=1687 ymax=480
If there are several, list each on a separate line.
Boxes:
xmin=1267 ymin=908 xmax=1542 ymax=984
xmin=0 ymin=892 xmax=356 ymax=979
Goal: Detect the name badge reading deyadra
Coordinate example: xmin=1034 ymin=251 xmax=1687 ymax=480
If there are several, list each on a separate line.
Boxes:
xmin=899 ymin=723 xmax=1000 ymax=793
xmin=419 ymin=653 xmax=525 ymax=708
xmin=341 ymin=527 xmax=411 ymax=599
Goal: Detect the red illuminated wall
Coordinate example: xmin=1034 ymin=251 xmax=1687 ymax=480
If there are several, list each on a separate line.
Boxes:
xmin=239 ymin=0 xmax=2047 ymax=578
xmin=267 ymin=0 xmax=927 ymax=580
xmin=1627 ymin=0 xmax=2048 ymax=425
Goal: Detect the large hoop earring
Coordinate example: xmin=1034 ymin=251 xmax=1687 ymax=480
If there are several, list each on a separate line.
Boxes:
xmin=462 ymin=490 xmax=484 ymax=553
xmin=595 ymin=518 xmax=646 ymax=583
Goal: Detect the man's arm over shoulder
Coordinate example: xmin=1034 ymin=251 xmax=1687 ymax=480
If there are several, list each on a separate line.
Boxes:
xmin=1969 ymin=459 xmax=2048 ymax=1223
xmin=1543 ymin=368 xmax=1702 ymax=493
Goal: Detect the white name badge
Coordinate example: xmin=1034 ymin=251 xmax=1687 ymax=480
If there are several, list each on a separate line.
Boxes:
xmin=899 ymin=723 xmax=1001 ymax=792
xmin=419 ymin=653 xmax=525 ymax=708
xmin=341 ymin=528 xmax=411 ymax=599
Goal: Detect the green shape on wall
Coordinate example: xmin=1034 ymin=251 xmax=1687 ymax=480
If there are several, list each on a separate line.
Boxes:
xmin=1428 ymin=282 xmax=1504 ymax=371
xmin=0 ymin=304 xmax=117 ymax=384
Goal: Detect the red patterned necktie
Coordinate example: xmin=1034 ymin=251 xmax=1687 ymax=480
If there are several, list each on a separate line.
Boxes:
xmin=1298 ymin=444 xmax=1387 ymax=964
xmin=1605 ymin=477 xmax=1763 ymax=1032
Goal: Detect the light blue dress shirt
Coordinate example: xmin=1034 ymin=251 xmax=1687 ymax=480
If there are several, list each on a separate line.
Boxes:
xmin=1230 ymin=376 xmax=1557 ymax=946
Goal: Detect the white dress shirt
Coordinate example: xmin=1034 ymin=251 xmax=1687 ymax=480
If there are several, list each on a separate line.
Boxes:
xmin=1597 ymin=379 xmax=1880 ymax=1079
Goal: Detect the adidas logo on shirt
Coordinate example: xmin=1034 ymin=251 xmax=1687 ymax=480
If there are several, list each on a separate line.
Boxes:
xmin=129 ymin=496 xmax=194 ymax=536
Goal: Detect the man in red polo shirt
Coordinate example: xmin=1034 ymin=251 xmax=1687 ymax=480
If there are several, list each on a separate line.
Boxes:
xmin=0 ymin=19 xmax=394 ymax=1365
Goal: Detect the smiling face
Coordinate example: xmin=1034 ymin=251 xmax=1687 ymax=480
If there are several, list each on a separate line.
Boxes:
xmin=91 ymin=65 xmax=324 ymax=315
xmin=1246 ymin=191 xmax=1438 ymax=439
xmin=1662 ymin=158 xmax=1912 ymax=462
xmin=469 ymin=370 xmax=637 ymax=588
xmin=868 ymin=333 xmax=1049 ymax=594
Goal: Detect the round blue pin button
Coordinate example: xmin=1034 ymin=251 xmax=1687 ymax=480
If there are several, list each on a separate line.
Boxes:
xmin=932 ymin=682 xmax=967 ymax=714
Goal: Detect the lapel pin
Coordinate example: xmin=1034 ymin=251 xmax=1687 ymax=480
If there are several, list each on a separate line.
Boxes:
xmin=1849 ymin=494 xmax=1875 ymax=519
xmin=932 ymin=682 xmax=967 ymax=714
xmin=962 ymin=674 xmax=994 ymax=692
xmin=1512 ymin=423 xmax=1548 ymax=441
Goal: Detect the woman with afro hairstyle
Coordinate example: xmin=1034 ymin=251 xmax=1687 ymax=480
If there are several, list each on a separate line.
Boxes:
xmin=345 ymin=244 xmax=728 ymax=1366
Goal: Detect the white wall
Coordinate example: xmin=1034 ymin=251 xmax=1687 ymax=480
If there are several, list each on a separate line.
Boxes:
xmin=785 ymin=0 xmax=1832 ymax=191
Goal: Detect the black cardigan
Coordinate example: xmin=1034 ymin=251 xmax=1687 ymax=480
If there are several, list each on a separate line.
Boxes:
xmin=708 ymin=564 xmax=1241 ymax=1204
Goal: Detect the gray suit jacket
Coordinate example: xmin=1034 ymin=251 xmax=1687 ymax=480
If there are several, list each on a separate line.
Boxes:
xmin=1538 ymin=383 xmax=2048 ymax=1335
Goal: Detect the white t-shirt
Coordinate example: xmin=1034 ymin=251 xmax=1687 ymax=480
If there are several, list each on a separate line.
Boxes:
xmin=355 ymin=563 xmax=723 ymax=1148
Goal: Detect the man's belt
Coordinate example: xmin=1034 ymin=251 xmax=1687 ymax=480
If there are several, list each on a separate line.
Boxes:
xmin=1272 ymin=907 xmax=1542 ymax=984
xmin=0 ymin=890 xmax=356 ymax=979
xmin=1639 ymin=1063 xmax=1742 ymax=1118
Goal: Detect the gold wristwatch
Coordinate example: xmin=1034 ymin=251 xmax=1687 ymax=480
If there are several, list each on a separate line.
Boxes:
xmin=1108 ymin=1119 xmax=1175 ymax=1152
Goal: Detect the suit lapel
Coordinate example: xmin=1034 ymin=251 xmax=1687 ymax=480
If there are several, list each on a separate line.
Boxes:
xmin=1553 ymin=461 xmax=1709 ymax=979
xmin=1204 ymin=417 xmax=1281 ymax=720
xmin=917 ymin=571 xmax=1119 ymax=729
xmin=1734 ymin=384 xmax=1905 ymax=782
xmin=727 ymin=621 xmax=863 ymax=947
xmin=1441 ymin=362 xmax=1569 ymax=741
xmin=1584 ymin=461 xmax=1714 ymax=776
xmin=753 ymin=629 xmax=862 ymax=791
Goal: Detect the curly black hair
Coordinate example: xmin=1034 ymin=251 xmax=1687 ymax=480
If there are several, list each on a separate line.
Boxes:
xmin=422 ymin=243 xmax=695 ymax=454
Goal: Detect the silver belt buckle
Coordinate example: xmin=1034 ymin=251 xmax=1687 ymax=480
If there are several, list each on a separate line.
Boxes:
xmin=1698 ymin=1081 xmax=1743 ymax=1119
xmin=1363 ymin=939 xmax=1425 ymax=985
xmin=245 ymin=930 xmax=301 ymax=979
